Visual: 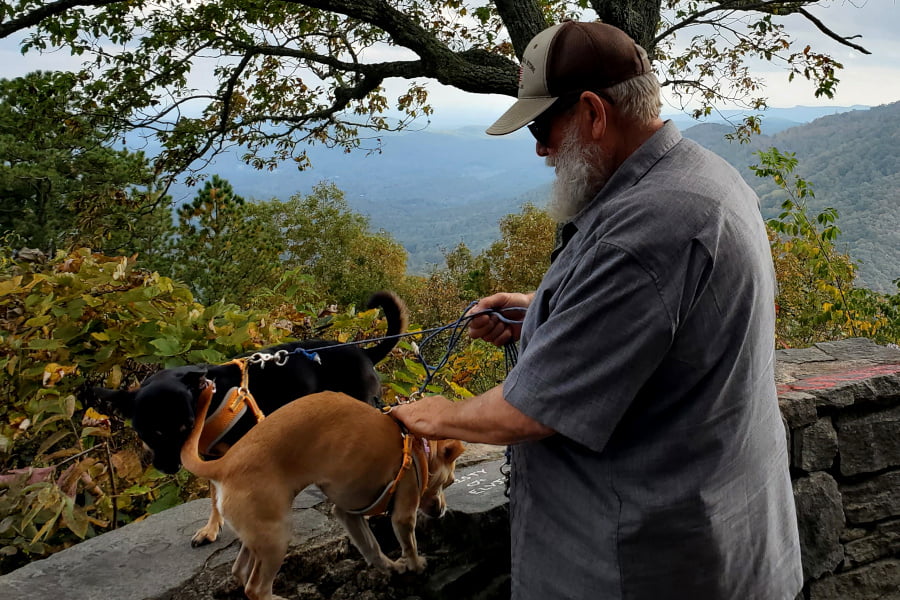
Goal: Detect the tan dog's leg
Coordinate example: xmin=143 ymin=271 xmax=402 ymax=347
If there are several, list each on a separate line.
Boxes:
xmin=234 ymin=526 xmax=290 ymax=600
xmin=222 ymin=489 xmax=291 ymax=600
xmin=232 ymin=543 xmax=253 ymax=587
xmin=191 ymin=480 xmax=223 ymax=547
xmin=332 ymin=507 xmax=395 ymax=571
xmin=389 ymin=481 xmax=427 ymax=573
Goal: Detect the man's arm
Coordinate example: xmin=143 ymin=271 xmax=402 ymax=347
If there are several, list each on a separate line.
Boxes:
xmin=389 ymin=384 xmax=554 ymax=445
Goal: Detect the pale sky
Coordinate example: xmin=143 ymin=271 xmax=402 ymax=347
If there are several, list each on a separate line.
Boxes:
xmin=2 ymin=0 xmax=897 ymax=127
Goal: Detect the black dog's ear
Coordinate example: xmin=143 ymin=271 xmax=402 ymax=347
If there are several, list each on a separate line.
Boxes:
xmin=176 ymin=366 xmax=209 ymax=391
xmin=93 ymin=387 xmax=138 ymax=419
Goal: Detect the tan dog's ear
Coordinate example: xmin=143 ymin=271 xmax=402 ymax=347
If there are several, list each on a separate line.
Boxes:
xmin=442 ymin=440 xmax=465 ymax=463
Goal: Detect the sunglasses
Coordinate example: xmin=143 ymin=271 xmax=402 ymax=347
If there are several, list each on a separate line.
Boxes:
xmin=527 ymin=90 xmax=615 ymax=146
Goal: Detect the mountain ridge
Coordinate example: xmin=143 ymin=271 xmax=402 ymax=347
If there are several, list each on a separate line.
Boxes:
xmin=168 ymin=103 xmax=898 ymax=292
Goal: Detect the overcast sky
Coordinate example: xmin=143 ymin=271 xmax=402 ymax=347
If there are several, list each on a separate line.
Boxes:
xmin=2 ymin=0 xmax=897 ymax=127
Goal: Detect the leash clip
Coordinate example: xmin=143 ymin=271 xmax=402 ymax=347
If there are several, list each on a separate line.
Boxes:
xmin=396 ymin=390 xmax=423 ymax=405
xmin=272 ymin=349 xmax=290 ymax=366
xmin=247 ymin=351 xmax=271 ymax=366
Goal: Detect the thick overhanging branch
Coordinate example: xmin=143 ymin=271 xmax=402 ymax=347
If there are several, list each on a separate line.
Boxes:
xmin=0 ymin=0 xmax=122 ymax=39
xmin=282 ymin=0 xmax=517 ymax=94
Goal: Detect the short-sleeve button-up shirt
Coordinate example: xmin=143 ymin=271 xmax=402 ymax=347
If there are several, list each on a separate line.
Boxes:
xmin=503 ymin=121 xmax=802 ymax=599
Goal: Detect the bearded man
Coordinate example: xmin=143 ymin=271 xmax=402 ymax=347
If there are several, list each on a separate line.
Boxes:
xmin=390 ymin=20 xmax=803 ymax=600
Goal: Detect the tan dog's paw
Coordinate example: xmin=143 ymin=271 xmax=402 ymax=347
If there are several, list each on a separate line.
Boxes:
xmin=190 ymin=527 xmax=217 ymax=547
xmin=392 ymin=555 xmax=427 ymax=574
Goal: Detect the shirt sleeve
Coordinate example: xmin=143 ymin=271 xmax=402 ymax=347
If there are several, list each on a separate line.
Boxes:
xmin=503 ymin=241 xmax=674 ymax=453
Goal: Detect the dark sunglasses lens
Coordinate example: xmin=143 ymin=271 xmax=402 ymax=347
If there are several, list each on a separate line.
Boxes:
xmin=528 ymin=120 xmax=548 ymax=145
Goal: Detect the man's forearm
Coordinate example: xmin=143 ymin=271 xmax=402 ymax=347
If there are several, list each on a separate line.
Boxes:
xmin=392 ymin=385 xmax=555 ymax=445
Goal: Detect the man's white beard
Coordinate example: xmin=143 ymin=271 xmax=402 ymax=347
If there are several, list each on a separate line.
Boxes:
xmin=546 ymin=121 xmax=611 ymax=223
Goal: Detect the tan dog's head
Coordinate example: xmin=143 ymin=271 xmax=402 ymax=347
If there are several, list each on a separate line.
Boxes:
xmin=419 ymin=439 xmax=465 ymax=518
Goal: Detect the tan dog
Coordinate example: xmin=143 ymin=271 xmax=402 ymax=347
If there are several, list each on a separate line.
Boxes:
xmin=181 ymin=387 xmax=465 ymax=600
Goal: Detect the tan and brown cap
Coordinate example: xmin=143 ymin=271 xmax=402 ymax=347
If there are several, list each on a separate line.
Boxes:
xmin=486 ymin=21 xmax=652 ymax=136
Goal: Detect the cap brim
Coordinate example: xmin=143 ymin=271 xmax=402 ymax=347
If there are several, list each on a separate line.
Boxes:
xmin=485 ymin=96 xmax=558 ymax=136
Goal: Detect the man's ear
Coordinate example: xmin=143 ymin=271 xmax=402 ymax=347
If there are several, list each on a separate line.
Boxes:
xmin=176 ymin=366 xmax=209 ymax=391
xmin=581 ymin=90 xmax=608 ymax=140
xmin=93 ymin=387 xmax=138 ymax=419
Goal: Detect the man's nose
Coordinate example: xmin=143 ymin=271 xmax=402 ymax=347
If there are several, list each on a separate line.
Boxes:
xmin=536 ymin=140 xmax=550 ymax=157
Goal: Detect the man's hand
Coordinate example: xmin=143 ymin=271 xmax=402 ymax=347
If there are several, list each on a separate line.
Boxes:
xmin=387 ymin=386 xmax=555 ymax=445
xmin=467 ymin=292 xmax=534 ymax=346
xmin=388 ymin=395 xmax=455 ymax=439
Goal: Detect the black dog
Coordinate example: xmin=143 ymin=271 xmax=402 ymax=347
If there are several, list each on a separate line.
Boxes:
xmin=96 ymin=291 xmax=407 ymax=472
xmin=95 ymin=291 xmax=408 ymax=544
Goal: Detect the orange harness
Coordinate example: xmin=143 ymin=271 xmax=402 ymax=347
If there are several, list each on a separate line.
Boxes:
xmin=348 ymin=431 xmax=429 ymax=516
xmin=198 ymin=358 xmax=266 ymax=457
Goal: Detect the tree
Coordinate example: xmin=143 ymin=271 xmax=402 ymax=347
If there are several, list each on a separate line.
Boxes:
xmin=170 ymin=175 xmax=284 ymax=305
xmin=1 ymin=1 xmax=870 ymax=177
xmin=483 ymin=203 xmax=555 ymax=293
xmin=0 ymin=71 xmax=162 ymax=254
xmin=271 ymin=182 xmax=408 ymax=306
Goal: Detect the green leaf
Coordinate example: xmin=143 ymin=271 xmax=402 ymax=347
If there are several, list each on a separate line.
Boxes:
xmin=25 ymin=315 xmax=53 ymax=328
xmin=37 ymin=429 xmax=73 ymax=456
xmin=146 ymin=483 xmax=182 ymax=514
xmin=62 ymin=499 xmax=90 ymax=539
xmin=149 ymin=337 xmax=183 ymax=356
xmin=26 ymin=338 xmax=64 ymax=351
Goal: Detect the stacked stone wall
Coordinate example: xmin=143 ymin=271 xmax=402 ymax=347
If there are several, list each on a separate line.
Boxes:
xmin=778 ymin=339 xmax=900 ymax=599
xmin=1 ymin=338 xmax=899 ymax=600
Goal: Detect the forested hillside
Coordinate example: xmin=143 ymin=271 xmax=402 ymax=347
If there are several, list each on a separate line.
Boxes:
xmin=683 ymin=102 xmax=900 ymax=292
xmin=203 ymin=102 xmax=899 ymax=290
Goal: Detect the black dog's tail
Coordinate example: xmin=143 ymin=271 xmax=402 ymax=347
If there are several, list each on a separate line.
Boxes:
xmin=364 ymin=291 xmax=408 ymax=365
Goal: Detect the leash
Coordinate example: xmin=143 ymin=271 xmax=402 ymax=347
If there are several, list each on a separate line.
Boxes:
xmin=243 ymin=301 xmax=525 ymax=405
xmin=396 ymin=302 xmax=526 ymax=403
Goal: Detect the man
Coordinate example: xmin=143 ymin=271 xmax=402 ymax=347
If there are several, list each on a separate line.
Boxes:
xmin=390 ymin=20 xmax=803 ymax=599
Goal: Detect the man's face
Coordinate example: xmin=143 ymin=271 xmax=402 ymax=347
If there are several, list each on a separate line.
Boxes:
xmin=545 ymin=119 xmax=611 ymax=222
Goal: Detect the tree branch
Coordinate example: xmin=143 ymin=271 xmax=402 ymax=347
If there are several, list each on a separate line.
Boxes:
xmin=654 ymin=0 xmax=870 ymax=55
xmin=0 ymin=0 xmax=122 ymax=39
xmin=797 ymin=6 xmax=870 ymax=54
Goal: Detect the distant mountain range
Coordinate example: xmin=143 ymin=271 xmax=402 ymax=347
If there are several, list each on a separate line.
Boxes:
xmin=169 ymin=103 xmax=898 ymax=292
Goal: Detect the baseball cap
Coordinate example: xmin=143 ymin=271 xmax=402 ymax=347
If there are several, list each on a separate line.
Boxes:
xmin=486 ymin=21 xmax=652 ymax=136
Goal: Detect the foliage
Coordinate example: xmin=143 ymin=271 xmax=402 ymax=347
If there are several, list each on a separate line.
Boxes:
xmin=481 ymin=203 xmax=555 ymax=293
xmin=0 ymin=72 xmax=163 ymax=255
xmin=408 ymin=202 xmax=555 ymax=329
xmin=169 ymin=175 xmax=285 ymax=306
xmin=751 ymin=147 xmax=899 ymax=347
xmin=0 ymin=1 xmax=868 ymax=175
xmin=267 ymin=182 xmax=409 ymax=307
xmin=0 ymin=245 xmax=404 ymax=573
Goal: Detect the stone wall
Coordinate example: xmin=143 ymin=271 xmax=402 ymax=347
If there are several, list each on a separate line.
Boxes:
xmin=1 ymin=338 xmax=898 ymax=599
xmin=778 ymin=339 xmax=900 ymax=599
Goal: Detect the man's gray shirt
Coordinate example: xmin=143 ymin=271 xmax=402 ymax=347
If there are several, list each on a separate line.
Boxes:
xmin=503 ymin=121 xmax=802 ymax=599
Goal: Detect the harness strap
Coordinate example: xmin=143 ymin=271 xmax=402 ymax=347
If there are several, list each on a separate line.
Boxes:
xmin=347 ymin=432 xmax=428 ymax=516
xmin=198 ymin=358 xmax=266 ymax=457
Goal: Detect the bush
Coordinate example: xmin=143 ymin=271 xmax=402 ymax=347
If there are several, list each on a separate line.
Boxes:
xmin=0 ymin=247 xmax=405 ymax=573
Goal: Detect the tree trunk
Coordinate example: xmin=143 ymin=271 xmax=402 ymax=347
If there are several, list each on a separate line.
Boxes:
xmin=590 ymin=0 xmax=663 ymax=55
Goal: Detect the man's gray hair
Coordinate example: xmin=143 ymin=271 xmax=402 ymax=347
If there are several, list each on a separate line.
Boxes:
xmin=603 ymin=46 xmax=661 ymax=124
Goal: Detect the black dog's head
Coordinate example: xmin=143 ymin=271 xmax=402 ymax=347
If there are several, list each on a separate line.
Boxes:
xmin=95 ymin=366 xmax=207 ymax=474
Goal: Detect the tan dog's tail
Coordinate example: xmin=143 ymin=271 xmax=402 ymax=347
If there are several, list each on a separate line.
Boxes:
xmin=180 ymin=380 xmax=223 ymax=481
